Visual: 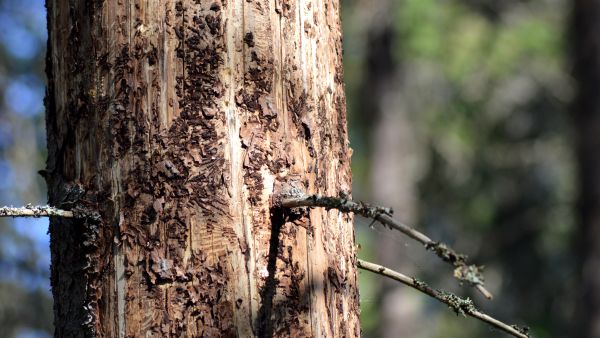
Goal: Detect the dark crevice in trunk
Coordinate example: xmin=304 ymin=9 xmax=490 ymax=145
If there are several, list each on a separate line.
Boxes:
xmin=257 ymin=206 xmax=285 ymax=338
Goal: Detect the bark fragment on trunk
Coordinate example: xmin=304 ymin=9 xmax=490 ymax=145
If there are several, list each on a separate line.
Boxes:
xmin=45 ymin=0 xmax=359 ymax=336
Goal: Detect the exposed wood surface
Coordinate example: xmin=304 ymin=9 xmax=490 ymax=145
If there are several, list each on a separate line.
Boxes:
xmin=45 ymin=0 xmax=358 ymax=336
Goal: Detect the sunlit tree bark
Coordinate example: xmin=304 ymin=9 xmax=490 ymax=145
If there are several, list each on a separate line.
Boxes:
xmin=45 ymin=0 xmax=359 ymax=336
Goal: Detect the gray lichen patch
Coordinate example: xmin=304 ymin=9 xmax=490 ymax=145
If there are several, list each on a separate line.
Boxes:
xmin=425 ymin=242 xmax=486 ymax=286
xmin=438 ymin=290 xmax=476 ymax=317
xmin=454 ymin=264 xmax=485 ymax=286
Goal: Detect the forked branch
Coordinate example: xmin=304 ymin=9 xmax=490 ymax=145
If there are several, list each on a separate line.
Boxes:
xmin=357 ymin=259 xmax=530 ymax=338
xmin=280 ymin=194 xmax=493 ymax=299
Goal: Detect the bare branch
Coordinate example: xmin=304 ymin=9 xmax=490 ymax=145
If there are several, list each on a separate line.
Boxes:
xmin=280 ymin=194 xmax=493 ymax=299
xmin=0 ymin=205 xmax=75 ymax=218
xmin=357 ymin=259 xmax=530 ymax=338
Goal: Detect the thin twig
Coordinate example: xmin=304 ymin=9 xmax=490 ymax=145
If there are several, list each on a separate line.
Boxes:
xmin=357 ymin=259 xmax=530 ymax=338
xmin=280 ymin=194 xmax=493 ymax=299
xmin=0 ymin=205 xmax=75 ymax=218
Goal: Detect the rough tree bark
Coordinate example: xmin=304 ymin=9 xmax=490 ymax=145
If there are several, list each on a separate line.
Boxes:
xmin=45 ymin=0 xmax=359 ymax=337
xmin=573 ymin=1 xmax=600 ymax=337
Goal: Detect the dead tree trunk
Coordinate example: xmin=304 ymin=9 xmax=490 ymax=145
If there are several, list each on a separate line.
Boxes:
xmin=45 ymin=0 xmax=359 ymax=337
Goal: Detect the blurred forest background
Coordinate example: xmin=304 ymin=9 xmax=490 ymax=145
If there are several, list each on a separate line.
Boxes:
xmin=0 ymin=0 xmax=595 ymax=337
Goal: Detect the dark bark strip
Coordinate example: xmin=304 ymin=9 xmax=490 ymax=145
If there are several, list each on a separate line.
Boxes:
xmin=572 ymin=1 xmax=600 ymax=337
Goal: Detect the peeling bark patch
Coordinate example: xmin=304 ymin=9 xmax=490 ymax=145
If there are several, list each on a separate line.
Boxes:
xmin=111 ymin=46 xmax=134 ymax=158
xmin=116 ymin=1 xmax=236 ymax=335
xmin=244 ymin=32 xmax=255 ymax=47
xmin=148 ymin=250 xmax=174 ymax=284
xmin=164 ymin=251 xmax=235 ymax=336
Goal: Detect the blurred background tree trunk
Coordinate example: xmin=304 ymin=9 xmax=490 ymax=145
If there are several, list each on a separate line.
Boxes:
xmin=44 ymin=0 xmax=359 ymax=336
xmin=356 ymin=2 xmax=429 ymax=337
xmin=345 ymin=1 xmax=575 ymax=337
xmin=573 ymin=1 xmax=600 ymax=337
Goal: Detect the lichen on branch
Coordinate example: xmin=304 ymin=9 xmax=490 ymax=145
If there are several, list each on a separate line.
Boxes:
xmin=0 ymin=204 xmax=100 ymax=220
xmin=0 ymin=204 xmax=74 ymax=218
xmin=280 ymin=194 xmax=493 ymax=299
xmin=357 ymin=259 xmax=530 ymax=338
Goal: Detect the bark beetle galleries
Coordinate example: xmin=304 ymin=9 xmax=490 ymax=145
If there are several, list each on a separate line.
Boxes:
xmin=46 ymin=0 xmax=359 ymax=337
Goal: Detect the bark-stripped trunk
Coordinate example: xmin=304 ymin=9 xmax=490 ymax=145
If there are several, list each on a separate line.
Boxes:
xmin=573 ymin=1 xmax=600 ymax=337
xmin=45 ymin=0 xmax=359 ymax=337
